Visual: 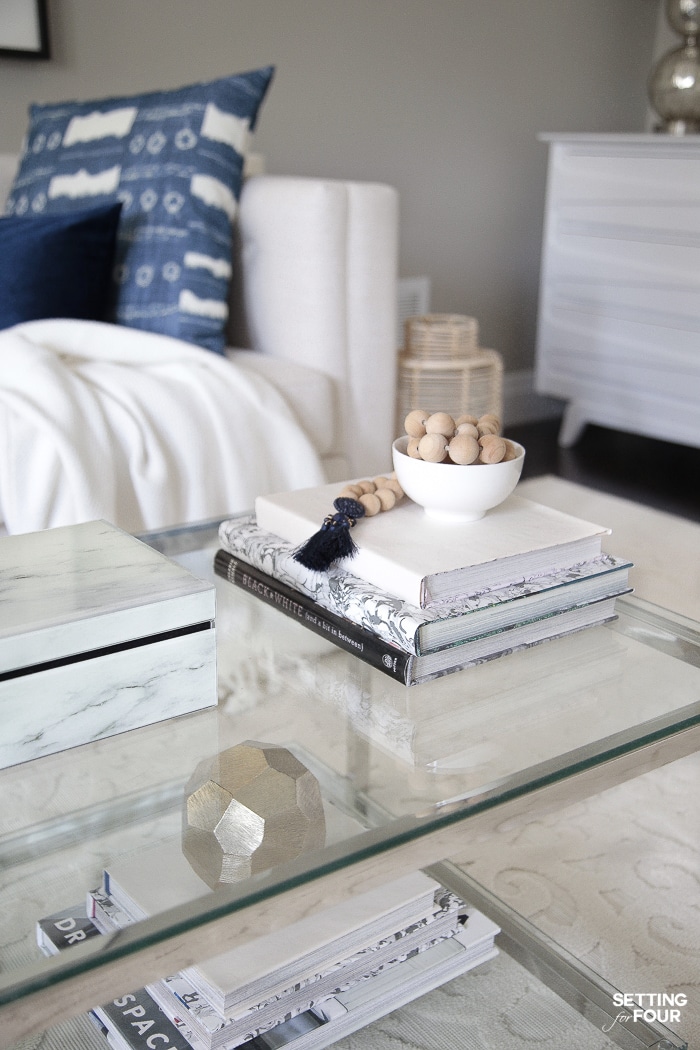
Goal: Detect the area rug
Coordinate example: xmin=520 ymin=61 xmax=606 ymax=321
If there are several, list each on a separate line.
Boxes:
xmin=333 ymin=476 xmax=700 ymax=1050
xmin=517 ymin=474 xmax=700 ymax=620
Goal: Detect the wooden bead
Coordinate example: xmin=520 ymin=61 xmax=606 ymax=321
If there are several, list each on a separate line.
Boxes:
xmin=375 ymin=487 xmax=396 ymax=511
xmin=404 ymin=409 xmax=429 ymax=438
xmin=418 ymin=432 xmax=448 ymax=462
xmin=478 ymin=435 xmax=507 ymax=463
xmin=359 ymin=492 xmax=381 ymax=515
xmin=425 ymin=412 xmax=456 ymax=437
xmin=372 ymin=476 xmax=390 ymax=488
xmin=447 ymin=433 xmax=480 ymax=464
xmin=454 ymin=414 xmax=479 ymax=427
xmin=356 ymin=480 xmax=376 ymax=494
xmin=338 ymin=487 xmax=361 ymax=500
xmin=502 ymin=439 xmax=519 ymax=461
xmin=477 ymin=422 xmax=500 ymax=437
xmin=455 ymin=422 xmax=479 ymax=438
xmin=477 ymin=414 xmax=501 ymax=436
xmin=407 ymin=436 xmax=422 ymax=458
xmin=384 ymin=478 xmax=405 ymax=498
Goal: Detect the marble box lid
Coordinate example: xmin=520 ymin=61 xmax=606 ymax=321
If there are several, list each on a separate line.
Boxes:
xmin=0 ymin=520 xmax=215 ymax=675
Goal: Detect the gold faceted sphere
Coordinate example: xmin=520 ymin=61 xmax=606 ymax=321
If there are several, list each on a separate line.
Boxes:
xmin=182 ymin=740 xmax=326 ymax=887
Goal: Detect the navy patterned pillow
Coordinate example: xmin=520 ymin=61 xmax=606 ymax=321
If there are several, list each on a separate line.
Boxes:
xmin=6 ymin=67 xmax=274 ymax=354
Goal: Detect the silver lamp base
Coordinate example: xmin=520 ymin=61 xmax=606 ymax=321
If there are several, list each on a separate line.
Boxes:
xmin=649 ymin=0 xmax=700 ymax=134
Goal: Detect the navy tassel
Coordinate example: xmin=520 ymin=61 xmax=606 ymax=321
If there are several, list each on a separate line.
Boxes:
xmin=293 ymin=497 xmax=366 ymax=571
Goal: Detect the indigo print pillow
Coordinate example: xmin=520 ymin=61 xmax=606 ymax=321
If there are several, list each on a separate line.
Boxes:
xmin=6 ymin=67 xmax=274 ymax=353
xmin=0 ymin=203 xmax=122 ymax=330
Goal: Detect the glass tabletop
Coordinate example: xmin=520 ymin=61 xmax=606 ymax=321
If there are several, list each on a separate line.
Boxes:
xmin=1 ymin=517 xmax=698 ymax=1044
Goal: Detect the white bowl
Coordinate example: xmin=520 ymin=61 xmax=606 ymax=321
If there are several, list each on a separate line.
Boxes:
xmin=392 ymin=436 xmax=525 ymax=522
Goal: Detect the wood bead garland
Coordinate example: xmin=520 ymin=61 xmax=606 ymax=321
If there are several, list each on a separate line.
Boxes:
xmin=293 ymin=472 xmax=405 ymax=571
xmin=337 ymin=476 xmax=403 ymax=516
xmin=402 ymin=410 xmax=517 ymax=465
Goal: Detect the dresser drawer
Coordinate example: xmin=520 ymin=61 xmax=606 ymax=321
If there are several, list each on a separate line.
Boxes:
xmin=549 ymin=141 xmax=700 ymax=203
xmin=536 ymin=135 xmax=700 ymax=448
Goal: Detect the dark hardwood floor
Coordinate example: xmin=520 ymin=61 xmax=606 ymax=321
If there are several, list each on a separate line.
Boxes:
xmin=504 ymin=419 xmax=700 ymax=524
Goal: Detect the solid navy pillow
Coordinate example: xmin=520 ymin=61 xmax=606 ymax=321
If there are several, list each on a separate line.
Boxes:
xmin=0 ymin=203 xmax=122 ymax=330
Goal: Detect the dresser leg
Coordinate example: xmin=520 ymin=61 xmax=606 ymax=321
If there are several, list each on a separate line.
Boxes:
xmin=558 ymin=402 xmax=587 ymax=447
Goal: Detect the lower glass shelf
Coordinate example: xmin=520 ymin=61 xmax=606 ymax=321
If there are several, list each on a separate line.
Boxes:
xmin=429 ymin=863 xmax=687 ymax=1050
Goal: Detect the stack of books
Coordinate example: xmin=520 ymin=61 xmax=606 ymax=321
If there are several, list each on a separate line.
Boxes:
xmin=37 ymin=838 xmax=499 ymax=1050
xmin=213 ymin=481 xmax=632 ymax=686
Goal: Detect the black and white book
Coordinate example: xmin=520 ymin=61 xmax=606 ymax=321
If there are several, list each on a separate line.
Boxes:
xmin=214 ymin=549 xmax=625 ymax=685
xmin=92 ymin=989 xmax=198 ymax=1050
xmin=218 ymin=513 xmax=632 ymax=655
xmin=36 ymin=902 xmax=102 ymax=955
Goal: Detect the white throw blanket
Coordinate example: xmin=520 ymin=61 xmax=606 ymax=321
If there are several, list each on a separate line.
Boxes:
xmin=0 ymin=319 xmax=326 ymax=534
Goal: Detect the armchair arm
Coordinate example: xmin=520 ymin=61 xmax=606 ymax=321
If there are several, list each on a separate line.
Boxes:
xmin=234 ymin=175 xmax=399 ymax=478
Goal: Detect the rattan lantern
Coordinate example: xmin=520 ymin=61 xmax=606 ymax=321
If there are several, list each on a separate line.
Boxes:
xmin=397 ymin=314 xmax=503 ymax=431
xmin=405 ymin=313 xmax=479 ymax=359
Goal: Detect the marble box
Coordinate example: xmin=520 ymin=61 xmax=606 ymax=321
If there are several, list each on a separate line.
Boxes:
xmin=0 ymin=520 xmax=217 ymax=770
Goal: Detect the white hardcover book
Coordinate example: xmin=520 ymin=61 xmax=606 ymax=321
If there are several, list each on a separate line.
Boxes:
xmin=149 ymin=899 xmax=463 ymax=1047
xmin=178 ymin=880 xmax=463 ymax=1018
xmin=100 ymin=838 xmax=447 ymax=1016
xmin=255 ymin=484 xmax=610 ymax=607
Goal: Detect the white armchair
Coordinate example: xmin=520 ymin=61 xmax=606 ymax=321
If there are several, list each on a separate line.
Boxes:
xmin=0 ymin=154 xmax=399 ymax=531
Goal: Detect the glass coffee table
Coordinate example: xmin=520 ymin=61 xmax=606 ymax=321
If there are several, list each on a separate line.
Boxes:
xmin=1 ymin=517 xmax=698 ymax=1050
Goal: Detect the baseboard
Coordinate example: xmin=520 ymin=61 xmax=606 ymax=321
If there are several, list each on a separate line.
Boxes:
xmin=503 ymin=369 xmax=564 ymax=425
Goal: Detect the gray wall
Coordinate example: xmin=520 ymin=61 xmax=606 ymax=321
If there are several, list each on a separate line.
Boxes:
xmin=0 ymin=0 xmax=659 ymax=371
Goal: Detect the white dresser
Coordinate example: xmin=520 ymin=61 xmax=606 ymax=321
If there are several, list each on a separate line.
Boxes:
xmin=534 ymin=133 xmax=700 ymax=448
